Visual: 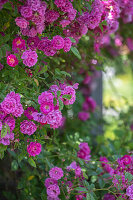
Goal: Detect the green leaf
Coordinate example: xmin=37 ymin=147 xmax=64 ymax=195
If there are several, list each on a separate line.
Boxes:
xmin=125 ymin=172 xmax=133 ymax=182
xmin=3 ymin=2 xmax=12 ymax=10
xmin=0 ymin=144 xmax=7 ymax=152
xmin=18 ymin=152 xmax=26 ymax=163
xmin=38 ymin=65 xmax=47 ymax=75
xmin=71 ymin=46 xmax=81 ymax=59
xmin=57 ymin=90 xmax=61 ymax=98
xmin=87 ymin=193 xmax=95 ymax=200
xmin=69 ymin=37 xmax=76 ymax=43
xmin=53 ymin=97 xmax=57 ymax=106
xmin=0 ymin=152 xmax=4 ymax=159
xmin=83 ymin=171 xmax=88 ymax=179
xmin=11 ymin=160 xmax=18 ymax=171
xmin=62 ymin=94 xmax=71 ymax=100
xmin=28 ymin=157 xmax=36 ymax=168
xmin=59 ymin=99 xmax=64 ymax=111
xmin=75 ymin=187 xmax=88 ymax=192
xmin=98 ymin=178 xmax=105 ymax=188
xmin=60 ymin=71 xmax=71 ymax=78
xmin=1 ymin=125 xmax=8 ymax=139
xmin=45 ymin=158 xmax=53 ymax=168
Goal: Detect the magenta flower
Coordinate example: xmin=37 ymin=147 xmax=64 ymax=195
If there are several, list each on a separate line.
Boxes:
xmin=1 ymin=91 xmax=23 ymax=117
xmin=46 ymin=110 xmax=63 ymax=129
xmin=1 ymin=97 xmax=17 ymax=114
xmin=0 ymin=106 xmax=7 ymax=120
xmin=60 ymin=1 xmax=73 ymax=13
xmin=32 ymin=112 xmax=47 ymax=124
xmin=27 ymin=142 xmax=41 ymax=157
xmin=85 ymin=97 xmax=96 ymax=112
xmin=130 ymin=124 xmax=133 ymax=131
xmin=60 ymin=20 xmax=71 ymax=28
xmin=67 ymin=161 xmax=81 ymax=177
xmin=47 ymin=184 xmax=60 ymax=198
xmin=20 ymin=120 xmax=37 ymax=135
xmin=127 ymin=38 xmax=133 ymax=51
xmin=27 ymin=0 xmax=41 ymax=11
xmin=15 ymin=17 xmax=29 ymax=29
xmin=78 ymin=112 xmax=90 ymax=121
xmin=44 ymin=178 xmax=58 ymax=188
xmin=63 ymin=37 xmax=72 ymax=52
xmin=52 ymin=35 xmax=64 ymax=50
xmin=119 ymin=155 xmax=132 ymax=165
xmin=21 ymin=49 xmax=38 ymax=67
xmin=54 ymin=0 xmax=66 ymax=8
xmin=77 ymin=142 xmax=91 ymax=161
xmin=38 ymin=91 xmax=54 ymax=105
xmin=45 ymin=10 xmax=59 ymax=23
xmin=126 ymin=184 xmax=133 ymax=199
xmin=27 ymin=37 xmax=40 ymax=50
xmin=12 ymin=37 xmax=26 ymax=52
xmin=49 ymin=167 xmax=63 ymax=180
xmin=0 ymin=131 xmax=14 ymax=146
xmin=103 ymin=193 xmax=115 ymax=200
xmin=0 ymin=121 xmax=2 ymax=131
xmin=38 ymin=39 xmax=57 ymax=56
xmin=20 ymin=6 xmax=33 ymax=18
xmin=24 ymin=107 xmax=37 ymax=120
xmin=3 ymin=116 xmax=15 ymax=131
xmin=7 ymin=54 xmax=18 ymax=67
xmin=40 ymin=102 xmax=54 ymax=115
xmin=61 ymin=86 xmax=76 ymax=105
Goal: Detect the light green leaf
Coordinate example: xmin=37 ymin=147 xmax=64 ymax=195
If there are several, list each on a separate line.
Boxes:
xmin=71 ymin=46 xmax=81 ymax=59
xmin=28 ymin=157 xmax=36 ymax=168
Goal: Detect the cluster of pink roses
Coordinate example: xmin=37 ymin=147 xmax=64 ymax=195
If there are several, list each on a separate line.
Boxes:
xmin=7 ymin=37 xmax=38 ymax=67
xmin=31 ymin=83 xmax=78 ymax=129
xmin=0 ymin=91 xmax=23 ymax=145
xmin=100 ymin=154 xmax=133 ymax=199
xmin=45 ymin=167 xmax=63 ymax=199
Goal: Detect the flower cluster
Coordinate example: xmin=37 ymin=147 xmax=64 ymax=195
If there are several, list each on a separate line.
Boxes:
xmin=100 ymin=154 xmax=133 ymax=198
xmin=32 ymin=83 xmax=78 ymax=129
xmin=0 ymin=91 xmax=23 ymax=145
xmin=16 ymin=0 xmax=46 ymax=37
xmin=45 ymin=167 xmax=63 ymax=199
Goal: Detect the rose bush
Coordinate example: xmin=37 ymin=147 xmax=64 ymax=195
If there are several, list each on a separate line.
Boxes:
xmin=0 ymin=0 xmax=133 ymax=199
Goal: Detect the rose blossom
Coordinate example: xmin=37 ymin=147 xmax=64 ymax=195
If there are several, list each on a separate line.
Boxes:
xmin=49 ymin=167 xmax=63 ymax=180
xmin=27 ymin=142 xmax=41 ymax=157
xmin=63 ymin=37 xmax=72 ymax=52
xmin=78 ymin=112 xmax=90 ymax=121
xmin=24 ymin=107 xmax=37 ymax=120
xmin=47 ymin=184 xmax=60 ymax=198
xmin=20 ymin=120 xmax=37 ymax=135
xmin=7 ymin=54 xmax=18 ymax=67
xmin=21 ymin=49 xmax=38 ymax=67
xmin=12 ymin=37 xmax=26 ymax=53
xmin=126 ymin=184 xmax=133 ymax=199
xmin=44 ymin=178 xmax=58 ymax=188
xmin=20 ymin=6 xmax=33 ymax=18
xmin=51 ymin=35 xmax=64 ymax=50
xmin=15 ymin=17 xmax=29 ymax=29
